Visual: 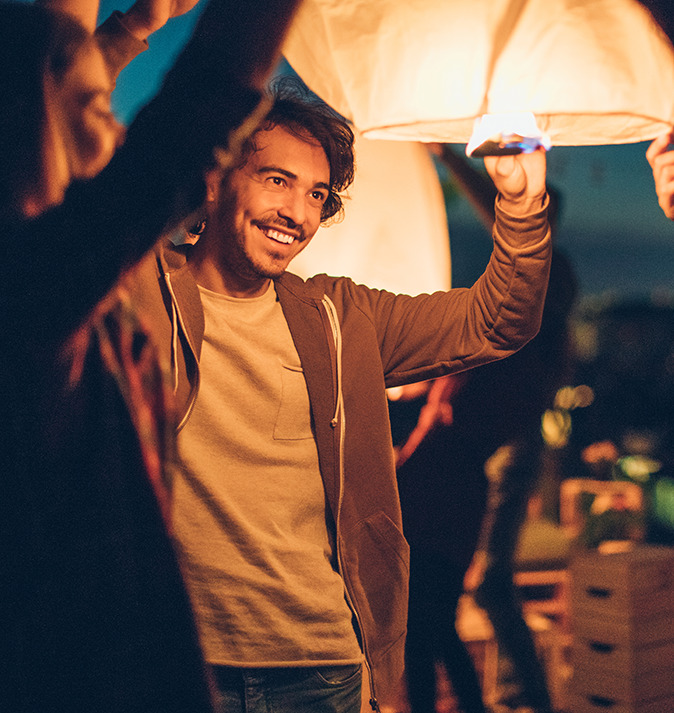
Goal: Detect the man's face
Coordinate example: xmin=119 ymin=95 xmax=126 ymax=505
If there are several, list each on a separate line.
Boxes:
xmin=208 ymin=124 xmax=331 ymax=294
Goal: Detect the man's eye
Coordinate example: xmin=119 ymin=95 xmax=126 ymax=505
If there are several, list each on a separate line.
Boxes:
xmin=311 ymin=191 xmax=327 ymax=203
xmin=269 ymin=176 xmax=286 ymax=187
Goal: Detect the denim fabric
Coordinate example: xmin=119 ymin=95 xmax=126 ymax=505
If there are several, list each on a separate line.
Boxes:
xmin=211 ymin=664 xmax=362 ymax=713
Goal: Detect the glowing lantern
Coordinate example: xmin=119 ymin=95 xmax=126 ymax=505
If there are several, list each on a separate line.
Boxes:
xmin=283 ymin=0 xmax=674 ymax=147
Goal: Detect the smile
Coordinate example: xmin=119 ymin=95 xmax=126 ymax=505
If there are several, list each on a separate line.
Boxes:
xmin=261 ymin=226 xmax=296 ymax=245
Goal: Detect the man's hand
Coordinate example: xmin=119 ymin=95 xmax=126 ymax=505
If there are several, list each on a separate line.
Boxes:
xmin=646 ymin=130 xmax=674 ymax=221
xmin=120 ymin=0 xmax=201 ymax=41
xmin=483 ymin=148 xmax=547 ymax=216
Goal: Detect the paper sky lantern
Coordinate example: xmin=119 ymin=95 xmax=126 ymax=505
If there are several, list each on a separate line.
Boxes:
xmin=283 ymin=0 xmax=674 ymax=146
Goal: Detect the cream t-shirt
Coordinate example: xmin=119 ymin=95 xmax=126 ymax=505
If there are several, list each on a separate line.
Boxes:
xmin=173 ymin=282 xmax=362 ymax=667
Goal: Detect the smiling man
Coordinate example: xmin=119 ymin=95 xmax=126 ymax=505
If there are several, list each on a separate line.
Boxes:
xmin=129 ymin=79 xmax=552 ymax=713
xmin=188 ymin=122 xmax=332 ymax=295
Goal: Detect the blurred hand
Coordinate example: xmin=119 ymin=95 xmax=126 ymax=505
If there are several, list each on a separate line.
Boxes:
xmin=484 ymin=148 xmax=547 ymax=216
xmin=122 ymin=0 xmax=201 ymax=40
xmin=394 ymin=374 xmax=466 ymax=469
xmin=646 ymin=130 xmax=674 ymax=220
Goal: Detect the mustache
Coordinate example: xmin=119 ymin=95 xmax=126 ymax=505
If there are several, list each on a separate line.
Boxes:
xmin=256 ymin=215 xmax=307 ymax=242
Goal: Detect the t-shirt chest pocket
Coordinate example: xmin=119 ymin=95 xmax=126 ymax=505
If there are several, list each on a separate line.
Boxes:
xmin=273 ymin=363 xmax=314 ymax=440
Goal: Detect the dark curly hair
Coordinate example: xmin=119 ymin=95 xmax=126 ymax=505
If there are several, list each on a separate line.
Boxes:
xmin=239 ymin=77 xmax=355 ymax=223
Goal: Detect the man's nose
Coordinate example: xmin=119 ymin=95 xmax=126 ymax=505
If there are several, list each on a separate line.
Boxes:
xmin=278 ymin=189 xmax=306 ymax=227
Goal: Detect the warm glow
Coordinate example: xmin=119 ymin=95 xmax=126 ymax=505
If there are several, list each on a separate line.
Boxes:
xmin=465 ymin=111 xmax=551 ymax=157
xmin=284 ymin=0 xmax=674 ymax=146
xmin=541 ymin=408 xmax=572 ymax=448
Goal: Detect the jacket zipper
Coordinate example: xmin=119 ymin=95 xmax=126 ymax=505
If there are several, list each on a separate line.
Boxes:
xmin=321 ymin=296 xmax=380 ymax=712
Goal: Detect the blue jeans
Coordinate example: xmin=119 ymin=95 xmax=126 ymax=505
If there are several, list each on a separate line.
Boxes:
xmin=211 ymin=664 xmax=362 ymax=713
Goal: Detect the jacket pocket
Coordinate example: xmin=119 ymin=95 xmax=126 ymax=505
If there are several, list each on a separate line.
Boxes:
xmin=273 ymin=363 xmax=314 ymax=440
xmin=341 ymin=511 xmax=410 ymax=663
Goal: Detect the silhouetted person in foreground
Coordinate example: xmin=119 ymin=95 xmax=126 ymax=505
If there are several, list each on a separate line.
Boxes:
xmin=0 ymin=1 xmax=301 ymax=710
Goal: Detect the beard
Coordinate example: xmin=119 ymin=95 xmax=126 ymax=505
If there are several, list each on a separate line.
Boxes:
xmin=222 ymin=218 xmax=298 ymax=283
xmin=241 ymin=210 xmax=308 ymax=276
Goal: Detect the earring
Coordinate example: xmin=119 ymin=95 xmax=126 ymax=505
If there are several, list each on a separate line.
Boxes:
xmin=187 ymin=218 xmax=207 ymax=237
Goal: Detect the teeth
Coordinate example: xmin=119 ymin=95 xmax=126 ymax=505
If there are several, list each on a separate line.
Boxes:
xmin=264 ymin=228 xmax=294 ymax=244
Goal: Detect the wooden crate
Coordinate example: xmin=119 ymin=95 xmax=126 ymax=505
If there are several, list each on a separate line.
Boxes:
xmin=566 ymin=692 xmax=674 ymax=713
xmin=569 ymin=546 xmax=674 ymax=712
xmin=572 ymin=615 xmax=674 ymax=670
xmin=571 ymin=660 xmax=674 ymax=702
xmin=571 ymin=546 xmax=674 ymax=621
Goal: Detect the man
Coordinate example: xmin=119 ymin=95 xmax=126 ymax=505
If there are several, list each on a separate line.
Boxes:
xmin=131 ymin=82 xmax=552 ymax=713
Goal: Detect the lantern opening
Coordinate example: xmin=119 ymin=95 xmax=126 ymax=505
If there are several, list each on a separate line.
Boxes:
xmin=466 ymin=112 xmax=551 ymax=157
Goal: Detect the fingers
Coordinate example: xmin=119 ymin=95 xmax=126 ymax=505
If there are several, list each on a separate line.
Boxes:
xmin=484 ymin=147 xmax=547 ymax=216
xmin=655 ymin=169 xmax=674 ymax=219
xmin=171 ymin=0 xmax=202 ymax=18
xmin=483 ymin=155 xmax=521 ymax=200
xmin=483 ymin=147 xmax=545 ymax=184
xmin=646 ymin=130 xmax=674 ymax=220
xmin=646 ymin=129 xmax=674 ymax=168
xmin=483 ymin=154 xmax=515 ymax=178
xmin=485 ymin=154 xmax=512 ymax=174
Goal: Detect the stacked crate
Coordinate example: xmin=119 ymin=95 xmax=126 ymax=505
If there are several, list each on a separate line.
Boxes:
xmin=568 ymin=545 xmax=674 ymax=713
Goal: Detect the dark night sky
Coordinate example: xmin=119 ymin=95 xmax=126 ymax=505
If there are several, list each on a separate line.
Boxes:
xmin=104 ymin=1 xmax=674 ymax=301
xmin=445 ymin=141 xmax=674 ymax=301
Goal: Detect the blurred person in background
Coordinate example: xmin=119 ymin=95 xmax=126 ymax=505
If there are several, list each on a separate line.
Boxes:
xmin=426 ymin=147 xmax=578 ymax=713
xmin=392 ymin=373 xmax=491 ymax=713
